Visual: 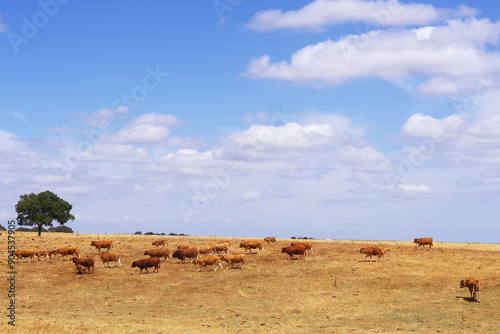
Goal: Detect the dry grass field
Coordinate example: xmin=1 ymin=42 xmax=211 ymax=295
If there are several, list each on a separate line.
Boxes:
xmin=1 ymin=232 xmax=499 ymax=333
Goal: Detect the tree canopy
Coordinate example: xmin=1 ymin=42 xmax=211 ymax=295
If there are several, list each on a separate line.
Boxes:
xmin=15 ymin=190 xmax=75 ymax=236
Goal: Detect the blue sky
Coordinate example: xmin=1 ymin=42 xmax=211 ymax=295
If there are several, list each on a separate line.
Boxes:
xmin=1 ymin=1 xmax=500 ymax=242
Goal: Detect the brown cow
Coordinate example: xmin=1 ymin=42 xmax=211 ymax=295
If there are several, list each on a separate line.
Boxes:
xmin=291 ymin=241 xmax=314 ymax=254
xmin=56 ymin=247 xmax=80 ymax=260
xmin=152 ymin=240 xmax=166 ymax=248
xmin=193 ymin=256 xmax=222 ymax=272
xmin=177 ymin=245 xmax=190 ymax=250
xmin=73 ymin=257 xmax=95 ymax=274
xmin=172 ymin=248 xmax=199 ymax=263
xmin=144 ymin=249 xmax=170 ymax=261
xmin=210 ymin=243 xmax=229 ymax=255
xmin=99 ymin=252 xmax=121 ymax=268
xmin=196 ymin=245 xmax=213 ymax=256
xmin=460 ymin=279 xmax=482 ymax=303
xmin=132 ymin=257 xmax=160 ymax=274
xmin=281 ymin=245 xmax=306 ymax=259
xmin=414 ymin=237 xmax=433 ymax=248
xmin=264 ymin=237 xmax=276 ymax=244
xmin=90 ymin=240 xmax=113 ymax=253
xmin=35 ymin=250 xmax=50 ymax=262
xmin=221 ymin=254 xmax=247 ymax=269
xmin=360 ymin=247 xmax=386 ymax=262
xmin=239 ymin=241 xmax=264 ymax=254
xmin=14 ymin=250 xmax=35 ymax=263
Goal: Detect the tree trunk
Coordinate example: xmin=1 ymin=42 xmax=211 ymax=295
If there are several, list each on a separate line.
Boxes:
xmin=38 ymin=224 xmax=42 ymax=237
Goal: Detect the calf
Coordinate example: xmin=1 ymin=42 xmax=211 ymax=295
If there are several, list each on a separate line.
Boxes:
xmin=220 ymin=254 xmax=247 ymax=269
xmin=172 ymin=248 xmax=199 ymax=263
xmin=414 ymin=237 xmax=433 ymax=249
xmin=264 ymin=237 xmax=276 ymax=244
xmin=90 ymin=240 xmax=113 ymax=253
xmin=152 ymin=240 xmax=166 ymax=248
xmin=239 ymin=241 xmax=264 ymax=254
xmin=281 ymin=245 xmax=306 ymax=259
xmin=72 ymin=257 xmax=95 ymax=274
xmin=131 ymin=257 xmax=160 ymax=274
xmin=35 ymin=250 xmax=50 ymax=262
xmin=99 ymin=252 xmax=121 ymax=268
xmin=144 ymin=249 xmax=170 ymax=261
xmin=360 ymin=247 xmax=386 ymax=262
xmin=14 ymin=250 xmax=36 ymax=263
xmin=56 ymin=247 xmax=80 ymax=260
xmin=75 ymin=264 xmax=88 ymax=275
xmin=460 ymin=279 xmax=481 ymax=303
xmin=193 ymin=256 xmax=222 ymax=272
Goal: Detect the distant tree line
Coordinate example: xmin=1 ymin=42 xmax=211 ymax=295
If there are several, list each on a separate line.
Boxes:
xmin=291 ymin=236 xmax=313 ymax=240
xmin=134 ymin=231 xmax=189 ymax=236
xmin=14 ymin=225 xmax=74 ymax=233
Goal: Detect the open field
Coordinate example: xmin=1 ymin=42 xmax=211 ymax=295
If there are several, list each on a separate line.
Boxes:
xmin=1 ymin=232 xmax=499 ymax=333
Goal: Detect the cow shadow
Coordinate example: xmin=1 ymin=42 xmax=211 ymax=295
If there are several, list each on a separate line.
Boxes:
xmin=456 ymin=296 xmax=477 ymax=303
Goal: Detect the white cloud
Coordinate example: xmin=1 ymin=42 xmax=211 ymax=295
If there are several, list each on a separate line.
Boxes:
xmin=84 ymin=106 xmax=129 ymax=128
xmin=106 ymin=112 xmax=181 ymax=144
xmin=0 ymin=130 xmax=22 ymax=151
xmin=247 ymin=0 xmax=477 ymax=32
xmin=77 ymin=144 xmax=149 ymax=162
xmin=243 ymin=18 xmax=500 ymax=95
xmin=236 ymin=190 xmax=262 ymax=202
xmin=400 ymin=113 xmax=465 ymax=139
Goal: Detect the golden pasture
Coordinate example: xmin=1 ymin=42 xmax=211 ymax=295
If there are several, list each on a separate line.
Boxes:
xmin=1 ymin=232 xmax=499 ymax=333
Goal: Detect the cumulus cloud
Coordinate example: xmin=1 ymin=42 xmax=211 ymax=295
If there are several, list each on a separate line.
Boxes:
xmin=400 ymin=113 xmax=465 ymax=139
xmin=247 ymin=0 xmax=478 ymax=32
xmin=106 ymin=112 xmax=182 ymax=145
xmin=243 ymin=18 xmax=500 ymax=95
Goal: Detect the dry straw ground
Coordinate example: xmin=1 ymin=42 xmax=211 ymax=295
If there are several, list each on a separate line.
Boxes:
xmin=1 ymin=232 xmax=499 ymax=333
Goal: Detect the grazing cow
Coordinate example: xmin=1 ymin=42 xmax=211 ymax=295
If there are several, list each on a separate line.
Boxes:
xmin=99 ymin=252 xmax=121 ymax=268
xmin=152 ymin=240 xmax=166 ymax=248
xmin=90 ymin=240 xmax=113 ymax=253
xmin=221 ymin=254 xmax=247 ymax=269
xmin=264 ymin=237 xmax=276 ymax=244
xmin=35 ymin=250 xmax=50 ymax=262
xmin=72 ymin=257 xmax=95 ymax=274
xmin=460 ymin=279 xmax=482 ymax=303
xmin=144 ymin=249 xmax=170 ymax=261
xmin=75 ymin=264 xmax=89 ymax=275
xmin=48 ymin=250 xmax=59 ymax=260
xmin=193 ymin=256 xmax=222 ymax=272
xmin=55 ymin=247 xmax=80 ymax=260
xmin=210 ymin=243 xmax=229 ymax=255
xmin=360 ymin=247 xmax=386 ymax=262
xmin=196 ymin=245 xmax=213 ymax=256
xmin=177 ymin=245 xmax=190 ymax=250
xmin=281 ymin=245 xmax=307 ymax=259
xmin=131 ymin=257 xmax=160 ymax=274
xmin=14 ymin=250 xmax=36 ymax=263
xmin=413 ymin=237 xmax=433 ymax=248
xmin=291 ymin=241 xmax=314 ymax=254
xmin=172 ymin=248 xmax=199 ymax=263
xmin=239 ymin=241 xmax=264 ymax=254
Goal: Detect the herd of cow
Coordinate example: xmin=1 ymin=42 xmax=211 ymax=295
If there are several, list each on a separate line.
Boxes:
xmin=13 ymin=235 xmax=482 ymax=302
